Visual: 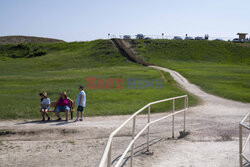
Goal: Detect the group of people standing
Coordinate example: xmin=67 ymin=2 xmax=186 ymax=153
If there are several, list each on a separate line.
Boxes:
xmin=39 ymin=85 xmax=86 ymax=122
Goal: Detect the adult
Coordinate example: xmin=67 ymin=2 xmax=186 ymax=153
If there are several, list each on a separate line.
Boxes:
xmin=54 ymin=91 xmax=73 ymax=121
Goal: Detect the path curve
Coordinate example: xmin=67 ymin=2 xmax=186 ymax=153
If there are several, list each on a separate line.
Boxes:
xmin=147 ymin=66 xmax=250 ymax=167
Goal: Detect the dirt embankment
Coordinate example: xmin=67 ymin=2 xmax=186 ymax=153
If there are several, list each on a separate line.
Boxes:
xmin=111 ymin=38 xmax=153 ymax=66
xmin=0 ymin=35 xmax=65 ymax=44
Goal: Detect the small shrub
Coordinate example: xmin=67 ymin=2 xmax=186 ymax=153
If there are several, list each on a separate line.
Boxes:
xmin=27 ymin=50 xmax=46 ymax=58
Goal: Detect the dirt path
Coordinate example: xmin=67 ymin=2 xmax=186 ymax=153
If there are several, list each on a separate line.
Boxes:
xmin=147 ymin=66 xmax=250 ymax=167
xmin=0 ymin=66 xmax=249 ymax=167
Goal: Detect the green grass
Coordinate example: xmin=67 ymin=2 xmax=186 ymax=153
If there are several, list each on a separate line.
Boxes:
xmin=0 ymin=40 xmax=197 ymax=119
xmin=132 ymin=39 xmax=250 ymax=102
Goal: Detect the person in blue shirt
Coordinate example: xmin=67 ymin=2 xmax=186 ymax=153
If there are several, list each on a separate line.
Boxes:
xmin=39 ymin=92 xmax=51 ymax=121
xmin=75 ymin=85 xmax=86 ymax=122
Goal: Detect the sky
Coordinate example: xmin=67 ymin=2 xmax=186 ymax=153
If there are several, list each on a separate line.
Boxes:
xmin=0 ymin=0 xmax=249 ymax=42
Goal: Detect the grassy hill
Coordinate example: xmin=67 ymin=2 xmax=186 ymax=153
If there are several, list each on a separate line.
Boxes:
xmin=0 ymin=40 xmax=197 ymax=119
xmin=0 ymin=36 xmax=65 ymax=44
xmin=131 ymin=39 xmax=250 ymax=102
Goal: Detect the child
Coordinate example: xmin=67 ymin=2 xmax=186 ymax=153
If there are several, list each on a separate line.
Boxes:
xmin=39 ymin=92 xmax=51 ymax=121
xmin=75 ymin=85 xmax=86 ymax=122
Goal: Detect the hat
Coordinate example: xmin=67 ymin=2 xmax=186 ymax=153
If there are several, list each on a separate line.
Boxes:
xmin=40 ymin=92 xmax=47 ymax=97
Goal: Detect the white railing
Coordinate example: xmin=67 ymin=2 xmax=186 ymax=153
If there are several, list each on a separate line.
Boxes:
xmin=239 ymin=112 xmax=250 ymax=167
xmin=99 ymin=95 xmax=188 ymax=167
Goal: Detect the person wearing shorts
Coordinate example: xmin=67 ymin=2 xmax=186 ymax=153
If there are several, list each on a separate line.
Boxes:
xmin=75 ymin=85 xmax=86 ymax=122
xmin=39 ymin=92 xmax=51 ymax=121
xmin=54 ymin=91 xmax=72 ymax=121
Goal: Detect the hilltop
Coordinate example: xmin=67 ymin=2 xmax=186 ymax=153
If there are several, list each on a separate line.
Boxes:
xmin=131 ymin=39 xmax=250 ymax=64
xmin=0 ymin=35 xmax=65 ymax=44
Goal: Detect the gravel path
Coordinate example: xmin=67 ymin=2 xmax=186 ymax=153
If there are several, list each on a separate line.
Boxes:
xmin=0 ymin=66 xmax=249 ymax=167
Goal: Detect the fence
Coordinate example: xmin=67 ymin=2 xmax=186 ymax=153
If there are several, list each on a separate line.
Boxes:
xmin=108 ymin=34 xmax=235 ymax=41
xmin=239 ymin=112 xmax=250 ymax=167
xmin=99 ymin=95 xmax=188 ymax=167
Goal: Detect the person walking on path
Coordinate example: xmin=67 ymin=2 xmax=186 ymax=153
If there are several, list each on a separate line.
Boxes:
xmin=39 ymin=92 xmax=51 ymax=121
xmin=75 ymin=85 xmax=86 ymax=122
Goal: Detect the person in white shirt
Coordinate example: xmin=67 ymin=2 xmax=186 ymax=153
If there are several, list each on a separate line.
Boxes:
xmin=75 ymin=85 xmax=86 ymax=122
xmin=39 ymin=92 xmax=51 ymax=121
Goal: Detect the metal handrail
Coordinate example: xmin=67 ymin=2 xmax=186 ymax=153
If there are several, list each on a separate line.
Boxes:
xmin=239 ymin=112 xmax=250 ymax=167
xmin=99 ymin=95 xmax=188 ymax=167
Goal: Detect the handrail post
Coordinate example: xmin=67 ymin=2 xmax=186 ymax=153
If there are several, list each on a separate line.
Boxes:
xmin=147 ymin=105 xmax=151 ymax=151
xmin=184 ymin=96 xmax=187 ymax=132
xmin=239 ymin=124 xmax=243 ymax=167
xmin=172 ymin=99 xmax=175 ymax=138
xmin=107 ymin=143 xmax=112 ymax=167
xmin=130 ymin=116 xmax=136 ymax=167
